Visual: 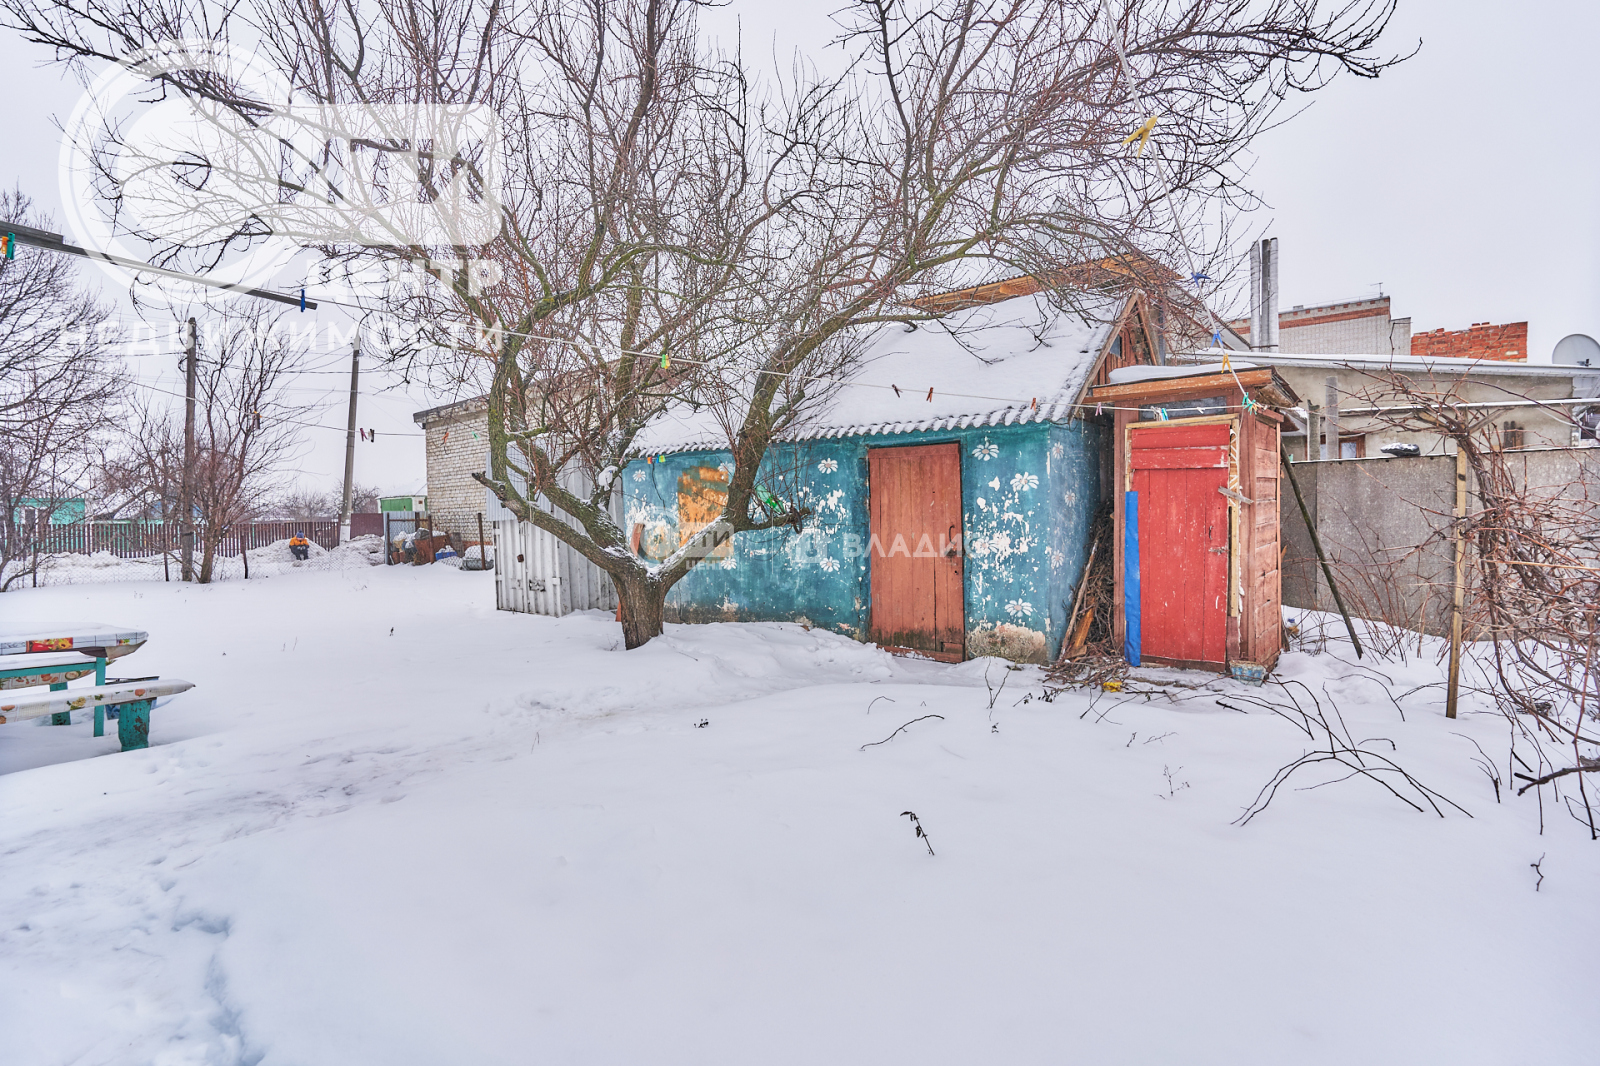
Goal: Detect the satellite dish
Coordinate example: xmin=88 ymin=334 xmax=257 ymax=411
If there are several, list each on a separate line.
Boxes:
xmin=1553 ymin=334 xmax=1600 ymax=368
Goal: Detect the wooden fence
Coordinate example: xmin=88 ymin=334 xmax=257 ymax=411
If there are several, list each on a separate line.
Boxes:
xmin=14 ymin=519 xmax=342 ymax=559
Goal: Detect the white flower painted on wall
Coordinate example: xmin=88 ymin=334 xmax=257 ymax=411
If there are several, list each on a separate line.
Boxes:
xmin=1048 ymin=547 xmax=1065 ymax=569
xmin=972 ymin=441 xmax=999 ymax=460
xmin=817 ymin=458 xmax=838 ymax=473
xmin=1005 ymin=599 xmax=1034 ymax=618
xmin=632 ymin=469 xmax=646 ymax=482
xmin=1051 ymin=442 xmax=1064 ymax=459
xmin=1010 ymin=472 xmax=1038 ymax=492
xmin=819 ymin=557 xmax=840 ymax=572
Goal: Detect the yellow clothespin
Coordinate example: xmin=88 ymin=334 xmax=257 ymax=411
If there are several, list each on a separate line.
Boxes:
xmin=1120 ymin=115 xmax=1158 ymax=156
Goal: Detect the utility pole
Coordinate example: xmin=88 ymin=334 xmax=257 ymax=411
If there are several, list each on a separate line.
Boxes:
xmin=179 ymin=317 xmax=198 ymax=582
xmin=339 ymin=332 xmax=360 ymax=544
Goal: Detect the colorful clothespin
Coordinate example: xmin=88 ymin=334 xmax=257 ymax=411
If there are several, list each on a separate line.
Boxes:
xmin=660 ymin=351 xmax=670 ymax=370
xmin=1157 ymin=407 xmax=1169 ymax=421
xmin=1094 ymin=402 xmax=1104 ymax=417
xmin=1211 ymin=330 xmax=1222 ymax=348
xmin=1030 ymin=397 xmax=1039 ymax=411
xmin=926 ymin=387 xmax=934 ymax=402
xmin=1190 ymin=272 xmax=1210 ymax=284
xmin=442 ymin=430 xmax=450 ymax=444
xmin=2 ymin=233 xmax=13 ymax=260
xmin=1120 ymin=115 xmax=1158 ymax=156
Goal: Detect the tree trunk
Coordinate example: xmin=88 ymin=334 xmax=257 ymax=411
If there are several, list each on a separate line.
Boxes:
xmin=613 ymin=569 xmax=668 ymax=650
xmin=198 ymin=531 xmax=217 ymax=584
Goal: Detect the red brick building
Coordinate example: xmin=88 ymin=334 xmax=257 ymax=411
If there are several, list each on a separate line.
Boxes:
xmin=1409 ymin=321 xmax=1528 ymax=361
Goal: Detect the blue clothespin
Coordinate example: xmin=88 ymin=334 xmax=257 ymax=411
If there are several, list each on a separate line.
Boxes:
xmin=1211 ymin=331 xmax=1222 ymax=348
xmin=1158 ymin=407 xmax=1169 ymax=421
xmin=299 ymin=289 xmax=306 ymax=311
xmin=1190 ymin=272 xmax=1210 ymax=284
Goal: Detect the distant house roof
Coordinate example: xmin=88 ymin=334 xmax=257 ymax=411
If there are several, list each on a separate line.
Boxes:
xmin=413 ymin=395 xmax=489 ymax=428
xmin=1170 ymin=348 xmax=1594 ymax=381
xmin=633 ymin=291 xmax=1129 ymax=456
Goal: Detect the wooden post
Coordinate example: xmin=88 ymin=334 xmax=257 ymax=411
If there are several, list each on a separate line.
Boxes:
xmin=1446 ymin=446 xmax=1468 ymax=719
xmin=179 ymin=317 xmax=198 ymax=582
xmin=477 ymin=512 xmax=489 ymax=572
xmin=241 ymin=525 xmax=251 ymax=579
xmin=1279 ymin=445 xmax=1364 ymax=659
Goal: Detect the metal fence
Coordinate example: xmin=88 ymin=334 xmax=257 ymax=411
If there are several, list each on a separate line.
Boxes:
xmin=2 ymin=519 xmax=384 ymax=588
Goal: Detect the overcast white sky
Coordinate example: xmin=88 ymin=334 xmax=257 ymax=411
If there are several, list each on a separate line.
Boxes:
xmin=3 ymin=0 xmax=1597 ymax=497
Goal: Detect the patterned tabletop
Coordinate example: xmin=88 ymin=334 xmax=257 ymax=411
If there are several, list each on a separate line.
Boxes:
xmin=0 ymin=625 xmax=149 ymax=658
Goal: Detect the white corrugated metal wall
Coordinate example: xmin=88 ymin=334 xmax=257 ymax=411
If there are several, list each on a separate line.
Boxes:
xmin=487 ymin=469 xmax=620 ymax=617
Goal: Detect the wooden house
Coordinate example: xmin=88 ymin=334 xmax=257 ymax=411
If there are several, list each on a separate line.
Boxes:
xmin=1086 ymin=364 xmax=1300 ymax=676
xmin=618 ymin=285 xmax=1168 ymax=663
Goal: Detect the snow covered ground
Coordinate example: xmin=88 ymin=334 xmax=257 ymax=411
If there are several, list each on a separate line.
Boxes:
xmin=1 ymin=567 xmax=1595 ymax=1065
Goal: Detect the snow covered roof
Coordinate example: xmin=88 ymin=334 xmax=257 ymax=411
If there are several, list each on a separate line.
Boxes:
xmin=633 ymin=292 xmax=1127 ymax=455
xmin=1107 ymin=361 xmax=1256 ymax=385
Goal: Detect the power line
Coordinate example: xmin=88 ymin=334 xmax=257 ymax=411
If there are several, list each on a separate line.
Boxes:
xmin=122 ymin=377 xmax=424 ymax=437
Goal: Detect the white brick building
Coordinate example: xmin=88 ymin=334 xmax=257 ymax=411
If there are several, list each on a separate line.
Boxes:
xmin=413 ymin=396 xmax=490 ymax=541
xmin=1229 ymin=296 xmax=1412 ymax=356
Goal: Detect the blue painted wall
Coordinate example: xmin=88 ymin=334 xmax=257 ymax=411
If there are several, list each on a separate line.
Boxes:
xmin=621 ymin=420 xmax=1104 ymax=662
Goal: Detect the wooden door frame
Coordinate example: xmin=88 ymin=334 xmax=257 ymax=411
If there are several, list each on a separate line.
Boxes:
xmin=866 ymin=440 xmax=966 ymax=663
xmin=1118 ymin=415 xmax=1236 ymax=669
xmin=1120 ymin=412 xmax=1241 ymax=665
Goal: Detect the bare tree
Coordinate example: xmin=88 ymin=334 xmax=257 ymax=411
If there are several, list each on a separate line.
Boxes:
xmin=469 ymin=0 xmax=1407 ymax=646
xmin=3 ymin=0 xmax=1406 ymax=644
xmin=105 ymin=309 xmax=309 ymax=581
xmin=263 ymin=482 xmax=382 ymax=521
xmin=1357 ymin=372 xmax=1600 ymax=837
xmin=0 ymin=189 xmax=123 ymax=590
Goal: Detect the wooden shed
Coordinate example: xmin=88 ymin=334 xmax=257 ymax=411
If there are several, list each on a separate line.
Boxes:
xmin=1087 ymin=364 xmax=1300 ymax=677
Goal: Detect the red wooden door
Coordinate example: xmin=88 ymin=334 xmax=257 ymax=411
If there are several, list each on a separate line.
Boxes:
xmin=869 ymin=443 xmax=965 ymax=662
xmin=1130 ymin=423 xmax=1230 ymax=664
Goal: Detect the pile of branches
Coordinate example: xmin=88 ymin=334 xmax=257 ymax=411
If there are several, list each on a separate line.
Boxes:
xmin=1048 ymin=505 xmax=1118 ymax=687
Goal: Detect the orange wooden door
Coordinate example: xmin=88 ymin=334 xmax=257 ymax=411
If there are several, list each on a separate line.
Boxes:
xmin=869 ymin=443 xmax=965 ymax=662
xmin=1130 ymin=423 xmax=1230 ymax=664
